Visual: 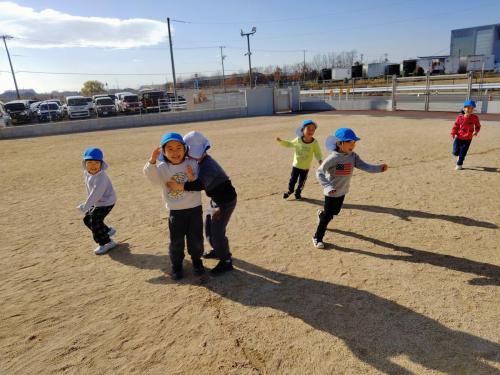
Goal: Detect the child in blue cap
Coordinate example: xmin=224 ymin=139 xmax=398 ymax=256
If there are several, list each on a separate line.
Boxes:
xmin=166 ymin=131 xmax=237 ymax=275
xmin=144 ymin=132 xmax=205 ymax=280
xmin=276 ymin=119 xmax=323 ymax=200
xmin=451 ymin=99 xmax=481 ymax=170
xmin=313 ymin=128 xmax=388 ymax=249
xmin=77 ymin=147 xmax=117 ymax=255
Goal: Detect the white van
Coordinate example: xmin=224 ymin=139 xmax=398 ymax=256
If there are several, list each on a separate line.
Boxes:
xmin=0 ymin=101 xmax=12 ymax=127
xmin=64 ymin=96 xmax=90 ymax=119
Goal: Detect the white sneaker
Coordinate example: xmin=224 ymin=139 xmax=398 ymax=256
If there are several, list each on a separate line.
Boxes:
xmin=312 ymin=237 xmax=325 ymax=249
xmin=455 ymin=165 xmax=463 ymax=170
xmin=94 ymin=240 xmax=117 ymax=255
xmin=108 ymin=227 xmax=116 ymax=237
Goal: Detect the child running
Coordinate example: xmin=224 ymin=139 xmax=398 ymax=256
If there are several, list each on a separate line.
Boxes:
xmin=277 ymin=119 xmax=322 ymax=200
xmin=451 ymin=99 xmax=481 ymax=170
xmin=313 ymin=128 xmax=388 ymax=249
xmin=144 ymin=132 xmax=205 ymax=280
xmin=77 ymin=147 xmax=117 ymax=255
xmin=166 ymin=131 xmax=237 ymax=275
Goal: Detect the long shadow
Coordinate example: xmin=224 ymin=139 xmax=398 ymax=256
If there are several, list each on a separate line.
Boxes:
xmin=328 ymin=229 xmax=500 ymax=286
xmin=300 ymin=199 xmax=498 ymax=229
xmin=204 ymin=259 xmax=500 ymax=374
xmin=462 ymin=166 xmax=500 ymax=173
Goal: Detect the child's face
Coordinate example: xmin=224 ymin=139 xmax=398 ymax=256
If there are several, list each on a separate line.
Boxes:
xmin=85 ymin=160 xmax=101 ymax=175
xmin=303 ymin=124 xmax=316 ymax=138
xmin=464 ymin=106 xmax=474 ymax=115
xmin=337 ymin=140 xmax=356 ymax=154
xmin=163 ymin=140 xmax=186 ymax=164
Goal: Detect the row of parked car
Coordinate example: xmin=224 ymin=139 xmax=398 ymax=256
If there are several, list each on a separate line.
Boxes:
xmin=0 ymin=90 xmax=187 ymax=126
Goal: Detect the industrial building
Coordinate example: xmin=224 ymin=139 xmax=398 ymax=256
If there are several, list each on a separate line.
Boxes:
xmin=450 ymin=23 xmax=500 ymax=64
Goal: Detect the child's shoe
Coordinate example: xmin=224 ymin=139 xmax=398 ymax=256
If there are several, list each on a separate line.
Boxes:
xmin=108 ymin=227 xmax=116 ymax=237
xmin=171 ymin=265 xmax=183 ymax=280
xmin=294 ymin=193 xmax=302 ymax=200
xmin=202 ymin=249 xmax=219 ymax=259
xmin=283 ymin=191 xmax=292 ymax=199
xmin=94 ymin=240 xmax=117 ymax=255
xmin=455 ymin=164 xmax=463 ymax=170
xmin=192 ymin=259 xmax=206 ymax=276
xmin=210 ymin=259 xmax=234 ymax=275
xmin=312 ymin=236 xmax=325 ymax=249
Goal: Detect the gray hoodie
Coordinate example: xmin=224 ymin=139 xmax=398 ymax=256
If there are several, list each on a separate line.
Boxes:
xmin=78 ymin=161 xmax=117 ymax=213
xmin=317 ymin=151 xmax=383 ymax=197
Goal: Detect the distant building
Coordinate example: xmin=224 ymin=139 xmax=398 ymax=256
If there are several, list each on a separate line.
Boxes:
xmin=450 ymin=23 xmax=500 ymax=63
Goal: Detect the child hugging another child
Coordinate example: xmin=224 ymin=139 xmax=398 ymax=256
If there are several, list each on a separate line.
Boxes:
xmin=277 ymin=119 xmax=322 ymax=200
xmin=144 ymin=132 xmax=205 ymax=280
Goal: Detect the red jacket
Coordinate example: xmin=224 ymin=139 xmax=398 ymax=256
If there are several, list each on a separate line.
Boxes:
xmin=451 ymin=114 xmax=481 ymax=140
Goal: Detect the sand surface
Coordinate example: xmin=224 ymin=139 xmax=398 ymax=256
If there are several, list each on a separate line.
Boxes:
xmin=1 ymin=113 xmax=499 ymax=374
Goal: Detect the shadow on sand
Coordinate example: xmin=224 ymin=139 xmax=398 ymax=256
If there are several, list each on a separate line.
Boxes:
xmin=204 ymin=259 xmax=500 ymax=374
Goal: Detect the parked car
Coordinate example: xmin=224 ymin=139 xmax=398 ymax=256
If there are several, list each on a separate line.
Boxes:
xmin=37 ymin=101 xmax=63 ymax=122
xmin=117 ymin=94 xmax=142 ymax=114
xmin=114 ymin=91 xmax=134 ymax=111
xmin=83 ymin=97 xmax=95 ymax=113
xmin=139 ymin=90 xmax=166 ymax=112
xmin=92 ymin=94 xmax=110 ymax=103
xmin=0 ymin=101 xmax=12 ymax=127
xmin=94 ymin=97 xmax=117 ymax=117
xmin=64 ymin=96 xmax=90 ymax=119
xmin=4 ymin=100 xmax=32 ymax=125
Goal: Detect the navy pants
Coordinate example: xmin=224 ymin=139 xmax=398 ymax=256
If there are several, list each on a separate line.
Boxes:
xmin=287 ymin=167 xmax=309 ymax=196
xmin=314 ymin=195 xmax=345 ymax=241
xmin=452 ymin=138 xmax=472 ymax=166
xmin=83 ymin=205 xmax=114 ymax=245
xmin=168 ymin=206 xmax=204 ymax=270
xmin=205 ymin=198 xmax=237 ymax=261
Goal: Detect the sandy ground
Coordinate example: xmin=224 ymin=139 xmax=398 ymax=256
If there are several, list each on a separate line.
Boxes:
xmin=0 ymin=112 xmax=499 ymax=375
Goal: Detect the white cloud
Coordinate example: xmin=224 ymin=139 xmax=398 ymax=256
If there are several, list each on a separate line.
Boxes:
xmin=0 ymin=1 xmax=169 ymax=48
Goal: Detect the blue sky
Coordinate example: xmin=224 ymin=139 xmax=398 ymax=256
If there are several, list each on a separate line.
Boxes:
xmin=0 ymin=0 xmax=499 ymax=93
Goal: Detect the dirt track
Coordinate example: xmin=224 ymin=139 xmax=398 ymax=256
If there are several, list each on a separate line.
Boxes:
xmin=1 ymin=113 xmax=499 ymax=374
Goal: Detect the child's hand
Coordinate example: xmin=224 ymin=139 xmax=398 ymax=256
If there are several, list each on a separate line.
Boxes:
xmin=451 ymin=134 xmax=457 ymax=140
xmin=166 ymin=179 xmax=183 ymax=191
xmin=212 ymin=208 xmax=222 ymax=220
xmin=381 ymin=164 xmax=388 ymax=172
xmin=150 ymin=147 xmax=161 ymax=164
xmin=328 ymin=189 xmax=336 ymax=196
xmin=276 ymin=137 xmax=282 ymax=142
xmin=473 ymin=132 xmax=478 ymax=137
xmin=186 ymin=165 xmax=195 ymax=181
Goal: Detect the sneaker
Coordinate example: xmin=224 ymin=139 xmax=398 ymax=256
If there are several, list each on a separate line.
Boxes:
xmin=202 ymin=249 xmax=219 ymax=259
xmin=455 ymin=165 xmax=463 ymax=170
xmin=317 ymin=209 xmax=323 ymax=224
xmin=107 ymin=227 xmax=116 ymax=237
xmin=192 ymin=259 xmax=206 ymax=276
xmin=210 ymin=259 xmax=234 ymax=275
xmin=294 ymin=193 xmax=302 ymax=200
xmin=283 ymin=191 xmax=292 ymax=199
xmin=94 ymin=240 xmax=117 ymax=255
xmin=170 ymin=266 xmax=183 ymax=281
xmin=312 ymin=236 xmax=325 ymax=249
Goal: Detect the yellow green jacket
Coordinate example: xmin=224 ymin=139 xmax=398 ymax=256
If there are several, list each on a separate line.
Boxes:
xmin=279 ymin=137 xmax=322 ymax=170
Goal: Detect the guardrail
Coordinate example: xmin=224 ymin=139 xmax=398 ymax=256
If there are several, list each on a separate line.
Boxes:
xmin=301 ymin=82 xmax=500 ymax=95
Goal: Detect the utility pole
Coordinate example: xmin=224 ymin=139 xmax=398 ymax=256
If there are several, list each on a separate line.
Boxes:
xmin=1 ymin=35 xmax=20 ymax=99
xmin=303 ymin=49 xmax=306 ymax=83
xmin=220 ymin=46 xmax=226 ymax=93
xmin=241 ymin=27 xmax=256 ymax=88
xmin=167 ymin=18 xmax=177 ymax=102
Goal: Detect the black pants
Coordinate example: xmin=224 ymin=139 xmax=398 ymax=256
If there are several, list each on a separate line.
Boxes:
xmin=287 ymin=167 xmax=309 ymax=196
xmin=314 ymin=195 xmax=345 ymax=241
xmin=169 ymin=206 xmax=204 ymax=270
xmin=205 ymin=198 xmax=237 ymax=261
xmin=83 ymin=205 xmax=114 ymax=246
xmin=452 ymin=138 xmax=472 ymax=166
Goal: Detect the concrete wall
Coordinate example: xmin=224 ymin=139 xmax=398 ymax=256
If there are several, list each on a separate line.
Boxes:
xmin=0 ymin=107 xmax=246 ymax=140
xmin=245 ymin=87 xmax=274 ymax=116
xmin=301 ymin=98 xmax=391 ymax=111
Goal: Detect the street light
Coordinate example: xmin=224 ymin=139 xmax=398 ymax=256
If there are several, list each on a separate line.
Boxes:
xmin=241 ymin=27 xmax=256 ymax=88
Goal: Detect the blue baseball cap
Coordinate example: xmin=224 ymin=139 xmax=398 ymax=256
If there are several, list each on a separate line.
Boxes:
xmin=295 ymin=119 xmax=317 ymax=136
xmin=83 ymin=147 xmax=104 ymax=161
xmin=183 ymin=131 xmax=210 ymax=159
xmin=463 ymin=99 xmax=476 ymax=108
xmin=334 ymin=128 xmax=360 ymax=142
xmin=160 ymin=132 xmax=185 ymax=148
